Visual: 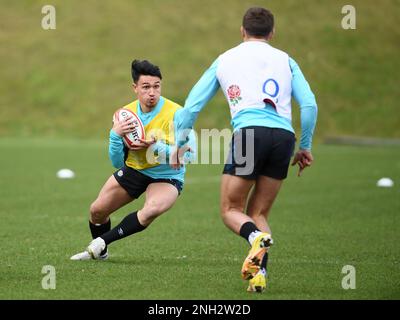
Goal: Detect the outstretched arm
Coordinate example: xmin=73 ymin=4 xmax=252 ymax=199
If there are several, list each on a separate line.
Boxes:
xmin=180 ymin=59 xmax=220 ymax=129
xmin=290 ymin=57 xmax=318 ymax=151
xmin=149 ymin=109 xmax=198 ymax=168
xmin=289 ymin=58 xmax=318 ymax=150
xmin=169 ymin=128 xmax=197 ymax=169
xmin=289 ymin=57 xmax=318 ymax=176
xmin=167 ymin=107 xmax=198 ymax=169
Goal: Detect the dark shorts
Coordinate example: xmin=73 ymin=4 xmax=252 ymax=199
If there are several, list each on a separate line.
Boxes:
xmin=223 ymin=126 xmax=296 ymax=180
xmin=113 ymin=165 xmax=183 ymax=199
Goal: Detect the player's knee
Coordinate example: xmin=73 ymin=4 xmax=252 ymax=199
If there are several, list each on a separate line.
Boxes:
xmin=220 ymin=211 xmax=230 ymax=227
xmin=248 ymin=206 xmax=270 ymax=219
xmin=89 ymin=201 xmax=108 ymax=223
xmin=220 ymin=202 xmax=243 ymax=220
xmin=142 ymin=201 xmax=166 ymax=220
xmin=220 ymin=205 xmax=229 ymax=220
xmin=248 ymin=210 xmax=265 ymax=219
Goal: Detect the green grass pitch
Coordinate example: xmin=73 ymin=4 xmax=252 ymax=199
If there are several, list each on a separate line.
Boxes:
xmin=0 ymin=138 xmax=399 ymax=299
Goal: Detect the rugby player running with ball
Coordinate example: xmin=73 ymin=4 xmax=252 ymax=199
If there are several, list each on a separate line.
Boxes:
xmin=71 ymin=60 xmax=196 ymax=261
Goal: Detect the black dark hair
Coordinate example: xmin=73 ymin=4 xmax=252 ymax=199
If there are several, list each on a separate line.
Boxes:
xmin=131 ymin=59 xmax=162 ymax=83
xmin=242 ymin=7 xmax=274 ymax=38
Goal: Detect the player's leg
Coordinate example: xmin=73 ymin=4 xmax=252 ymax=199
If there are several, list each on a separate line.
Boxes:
xmin=221 ymin=127 xmax=274 ymax=283
xmin=138 ymin=182 xmax=179 ymax=226
xmin=220 ymin=127 xmax=261 ymax=235
xmin=89 ymin=175 xmax=134 ymax=255
xmin=90 ymin=174 xmax=134 ymax=224
xmin=220 ymin=174 xmax=273 ymax=281
xmin=247 ymin=176 xmax=283 ymax=235
xmin=71 ymin=174 xmax=134 ymax=260
xmin=246 ymin=128 xmax=295 ymax=291
xmin=220 ymin=174 xmax=255 ymax=234
xmin=98 ymin=182 xmax=179 ymax=248
xmin=246 ymin=176 xmax=283 ymax=292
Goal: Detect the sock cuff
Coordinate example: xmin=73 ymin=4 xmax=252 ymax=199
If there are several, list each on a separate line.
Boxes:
xmin=89 ymin=219 xmax=111 ymax=227
xmin=132 ymin=211 xmax=146 ymax=232
xmin=101 ymin=211 xmax=145 ymax=245
xmin=239 ymin=221 xmax=259 ymax=241
xmin=89 ymin=219 xmax=111 ymax=237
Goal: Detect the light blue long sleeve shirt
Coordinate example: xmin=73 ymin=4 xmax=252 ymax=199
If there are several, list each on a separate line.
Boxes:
xmin=180 ymin=56 xmax=318 ymax=150
xmin=109 ymin=97 xmax=197 ymax=183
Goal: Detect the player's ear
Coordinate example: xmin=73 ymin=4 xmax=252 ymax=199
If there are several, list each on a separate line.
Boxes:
xmin=132 ymin=82 xmax=138 ymax=94
xmin=240 ymin=26 xmax=246 ymax=39
xmin=267 ymin=28 xmax=275 ymax=41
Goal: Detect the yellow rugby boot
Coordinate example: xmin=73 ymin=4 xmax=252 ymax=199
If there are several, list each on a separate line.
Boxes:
xmin=241 ymin=233 xmax=273 ymax=280
xmin=247 ymin=271 xmax=267 ymax=293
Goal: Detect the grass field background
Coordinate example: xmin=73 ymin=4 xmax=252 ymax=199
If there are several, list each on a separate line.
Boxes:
xmin=0 ymin=139 xmax=398 ymax=299
xmin=0 ymin=0 xmax=399 ymax=300
xmin=0 ymin=0 xmax=399 ymax=139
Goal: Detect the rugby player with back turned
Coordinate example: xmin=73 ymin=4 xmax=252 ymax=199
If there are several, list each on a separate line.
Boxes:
xmin=177 ymin=7 xmax=318 ymax=292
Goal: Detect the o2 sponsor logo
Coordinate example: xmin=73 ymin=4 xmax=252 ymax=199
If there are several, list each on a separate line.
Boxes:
xmin=262 ymin=78 xmax=279 ymax=105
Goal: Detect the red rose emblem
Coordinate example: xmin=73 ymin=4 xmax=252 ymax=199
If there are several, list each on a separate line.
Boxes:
xmin=227 ymin=85 xmax=242 ymax=106
xmin=227 ymin=85 xmax=241 ymax=99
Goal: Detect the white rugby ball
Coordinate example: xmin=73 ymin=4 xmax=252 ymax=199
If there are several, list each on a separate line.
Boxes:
xmin=113 ymin=108 xmax=145 ymax=147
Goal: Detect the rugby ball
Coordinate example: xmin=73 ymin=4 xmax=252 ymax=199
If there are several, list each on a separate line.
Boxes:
xmin=113 ymin=108 xmax=145 ymax=147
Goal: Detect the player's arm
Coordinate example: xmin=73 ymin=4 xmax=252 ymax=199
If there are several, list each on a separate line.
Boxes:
xmin=150 ymin=129 xmax=196 ymax=169
xmin=108 ymin=129 xmax=126 ymax=169
xmin=171 ymin=128 xmax=197 ymax=167
xmin=146 ymin=140 xmax=168 ymax=163
xmin=108 ymin=113 xmax=137 ymax=168
xmin=289 ymin=57 xmax=318 ymax=176
xmin=176 ymin=108 xmax=197 ymax=164
xmin=168 ymin=109 xmax=198 ymax=169
xmin=180 ymin=59 xmax=220 ymax=129
xmin=148 ymin=109 xmax=197 ymax=166
xmin=181 ymin=129 xmax=197 ymax=164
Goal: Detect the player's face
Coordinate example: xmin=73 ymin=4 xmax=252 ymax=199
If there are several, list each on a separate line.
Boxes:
xmin=133 ymin=75 xmax=161 ymax=110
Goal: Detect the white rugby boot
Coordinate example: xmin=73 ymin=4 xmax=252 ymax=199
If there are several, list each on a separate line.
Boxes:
xmin=70 ymin=249 xmax=108 ymax=261
xmin=87 ymin=237 xmax=106 ymax=259
xmin=70 ymin=237 xmax=108 ymax=260
xmin=70 ymin=251 xmax=91 ymax=261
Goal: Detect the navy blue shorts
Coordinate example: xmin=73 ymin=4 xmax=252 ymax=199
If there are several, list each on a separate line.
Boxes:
xmin=113 ymin=165 xmax=183 ymax=199
xmin=223 ymin=126 xmax=296 ymax=180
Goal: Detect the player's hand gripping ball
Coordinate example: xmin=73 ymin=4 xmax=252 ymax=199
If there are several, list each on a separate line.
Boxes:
xmin=113 ymin=108 xmax=145 ymax=148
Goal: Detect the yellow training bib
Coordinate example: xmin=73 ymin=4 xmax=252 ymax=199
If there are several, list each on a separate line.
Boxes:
xmin=123 ymin=98 xmax=181 ymax=170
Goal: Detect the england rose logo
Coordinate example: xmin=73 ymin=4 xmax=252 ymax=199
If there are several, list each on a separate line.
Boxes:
xmin=227 ymin=85 xmax=242 ymax=106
